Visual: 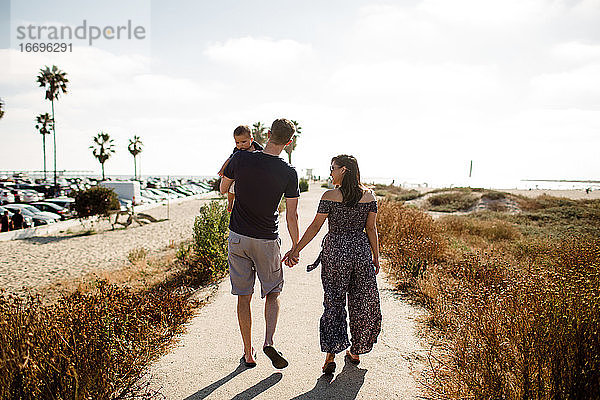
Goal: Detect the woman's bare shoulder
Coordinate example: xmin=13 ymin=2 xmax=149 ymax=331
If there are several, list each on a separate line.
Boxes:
xmin=360 ymin=189 xmax=376 ymax=203
xmin=321 ymin=189 xmax=341 ymax=201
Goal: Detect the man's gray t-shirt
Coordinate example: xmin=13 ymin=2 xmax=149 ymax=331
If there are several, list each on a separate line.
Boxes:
xmin=223 ymin=150 xmax=299 ymax=240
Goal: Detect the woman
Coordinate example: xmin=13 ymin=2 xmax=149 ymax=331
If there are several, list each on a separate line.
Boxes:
xmin=284 ymin=154 xmax=382 ymax=374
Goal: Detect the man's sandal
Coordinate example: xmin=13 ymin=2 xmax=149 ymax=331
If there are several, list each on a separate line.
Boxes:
xmin=263 ymin=346 xmax=289 ymax=369
xmin=241 ymin=348 xmax=257 ymax=368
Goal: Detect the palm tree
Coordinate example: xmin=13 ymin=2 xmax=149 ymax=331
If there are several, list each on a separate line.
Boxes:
xmin=90 ymin=132 xmax=115 ymax=181
xmin=35 ymin=113 xmax=54 ymax=181
xmin=128 ymin=135 xmax=143 ymax=180
xmin=284 ymin=120 xmax=302 ymax=164
xmin=36 ymin=65 xmax=68 ymax=189
xmin=0 ymin=98 xmax=5 ymax=120
xmin=252 ymin=121 xmax=268 ymax=146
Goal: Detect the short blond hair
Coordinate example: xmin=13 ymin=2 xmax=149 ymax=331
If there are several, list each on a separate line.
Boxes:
xmin=270 ymin=119 xmax=295 ymax=145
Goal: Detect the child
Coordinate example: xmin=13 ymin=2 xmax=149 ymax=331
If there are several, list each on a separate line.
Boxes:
xmin=218 ymin=125 xmax=264 ymax=211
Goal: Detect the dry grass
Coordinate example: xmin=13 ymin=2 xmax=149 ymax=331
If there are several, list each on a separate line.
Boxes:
xmin=0 ymin=201 xmax=230 ymax=400
xmin=377 ymin=197 xmax=600 ymax=399
xmin=0 ymin=282 xmax=193 ymax=400
xmin=377 ymin=200 xmax=447 ymax=288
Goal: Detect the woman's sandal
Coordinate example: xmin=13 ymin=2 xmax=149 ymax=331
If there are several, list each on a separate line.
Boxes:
xmin=322 ymin=361 xmax=336 ymax=374
xmin=322 ymin=353 xmax=336 ymax=374
xmin=345 ymin=350 xmax=360 ymax=366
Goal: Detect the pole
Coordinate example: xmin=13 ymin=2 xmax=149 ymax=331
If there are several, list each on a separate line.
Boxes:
xmin=42 ymin=134 xmax=47 ymax=181
xmin=469 ymin=160 xmax=473 ymax=178
xmin=52 ymin=99 xmax=57 ymax=192
xmin=166 ymin=175 xmax=170 ymax=220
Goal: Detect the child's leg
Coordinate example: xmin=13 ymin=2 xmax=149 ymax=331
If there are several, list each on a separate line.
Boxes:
xmin=227 ymin=192 xmax=235 ymax=212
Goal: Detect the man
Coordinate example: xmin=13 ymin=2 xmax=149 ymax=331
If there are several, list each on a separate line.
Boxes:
xmin=220 ymin=118 xmax=299 ymax=369
xmin=0 ymin=211 xmax=10 ymax=232
xmin=11 ymin=208 xmax=24 ymax=230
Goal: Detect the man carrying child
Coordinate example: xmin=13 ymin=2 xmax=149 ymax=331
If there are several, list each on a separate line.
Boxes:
xmin=220 ymin=118 xmax=299 ymax=368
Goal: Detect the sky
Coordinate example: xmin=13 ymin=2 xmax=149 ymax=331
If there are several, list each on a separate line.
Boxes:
xmin=0 ymin=0 xmax=599 ymax=188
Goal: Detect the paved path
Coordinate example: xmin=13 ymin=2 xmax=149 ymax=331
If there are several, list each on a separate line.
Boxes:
xmin=148 ymin=184 xmax=428 ymax=399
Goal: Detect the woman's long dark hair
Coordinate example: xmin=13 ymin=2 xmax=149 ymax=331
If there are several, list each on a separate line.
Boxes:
xmin=332 ymin=154 xmax=363 ymax=207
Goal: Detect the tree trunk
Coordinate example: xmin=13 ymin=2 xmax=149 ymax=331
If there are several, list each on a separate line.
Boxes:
xmin=42 ymin=134 xmax=47 ymax=180
xmin=101 ymin=163 xmax=105 ymax=181
xmin=287 ymin=151 xmax=292 ymax=164
xmin=134 ymin=156 xmax=137 ymax=180
xmin=51 ymin=99 xmax=57 ymax=190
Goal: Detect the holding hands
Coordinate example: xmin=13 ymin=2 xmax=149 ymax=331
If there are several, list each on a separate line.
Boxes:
xmin=282 ymin=247 xmax=300 ymax=267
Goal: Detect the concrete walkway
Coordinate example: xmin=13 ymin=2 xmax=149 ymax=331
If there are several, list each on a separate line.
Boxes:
xmin=148 ymin=184 xmax=428 ymax=399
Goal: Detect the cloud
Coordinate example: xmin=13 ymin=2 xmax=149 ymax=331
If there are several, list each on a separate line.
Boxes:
xmin=529 ymin=64 xmax=600 ymax=108
xmin=551 ymin=41 xmax=600 ymax=63
xmin=204 ymin=36 xmax=314 ymax=69
xmin=417 ymin=0 xmax=559 ymax=26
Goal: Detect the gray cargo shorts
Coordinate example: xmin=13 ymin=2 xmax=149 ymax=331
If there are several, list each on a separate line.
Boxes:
xmin=228 ymin=230 xmax=284 ymax=298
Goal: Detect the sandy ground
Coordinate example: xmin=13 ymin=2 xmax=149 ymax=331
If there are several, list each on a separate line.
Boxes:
xmin=0 ymin=196 xmax=219 ymax=294
xmin=501 ymin=188 xmax=600 ymax=200
xmin=146 ymin=184 xmax=429 ymax=399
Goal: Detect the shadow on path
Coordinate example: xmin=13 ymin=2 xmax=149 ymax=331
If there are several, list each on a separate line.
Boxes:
xmin=291 ymin=358 xmax=367 ymax=400
xmin=231 ymin=373 xmax=283 ymax=400
xmin=184 ymin=361 xmax=248 ymax=400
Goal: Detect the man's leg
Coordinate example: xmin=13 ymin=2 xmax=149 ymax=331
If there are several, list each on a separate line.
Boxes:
xmin=237 ymin=294 xmax=255 ymax=362
xmin=263 ymin=291 xmax=280 ymax=348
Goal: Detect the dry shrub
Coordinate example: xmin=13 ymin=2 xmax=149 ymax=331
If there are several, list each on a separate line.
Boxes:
xmin=427 ymin=192 xmax=479 ymax=212
xmin=487 ymin=201 xmax=508 ymax=212
xmin=421 ymin=237 xmax=600 ymax=399
xmin=377 ymin=200 xmax=447 ymax=283
xmin=481 ymin=190 xmax=506 ymax=200
xmin=127 ymin=247 xmax=148 ymax=264
xmin=373 ymin=184 xmax=421 ymax=201
xmin=0 ymin=281 xmax=193 ymax=400
xmin=439 ymin=215 xmax=522 ymax=243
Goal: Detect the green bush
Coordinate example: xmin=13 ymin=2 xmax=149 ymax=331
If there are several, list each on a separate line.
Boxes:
xmin=177 ymin=201 xmax=230 ymax=281
xmin=74 ymin=186 xmax=120 ymax=217
xmin=299 ymin=179 xmax=309 ymax=192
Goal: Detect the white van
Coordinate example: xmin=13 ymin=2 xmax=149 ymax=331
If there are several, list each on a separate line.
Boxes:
xmin=100 ymin=181 xmax=142 ymax=205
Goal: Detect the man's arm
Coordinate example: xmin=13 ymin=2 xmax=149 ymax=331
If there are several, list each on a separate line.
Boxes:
xmin=220 ymin=176 xmax=234 ymax=194
xmin=218 ymin=157 xmax=232 ymax=177
xmin=285 ymin=197 xmax=299 ymax=246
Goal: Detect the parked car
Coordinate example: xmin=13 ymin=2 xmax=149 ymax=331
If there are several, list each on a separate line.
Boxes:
xmin=140 ymin=189 xmax=164 ymax=201
xmin=146 ymin=188 xmax=174 ymax=200
xmin=30 ymin=202 xmax=74 ymax=220
xmin=10 ymin=189 xmax=25 ymax=203
xmin=158 ymin=188 xmax=184 ymax=198
xmin=0 ymin=190 xmax=14 ymax=205
xmin=20 ymin=190 xmax=43 ymax=202
xmin=0 ymin=206 xmax=33 ymax=228
xmin=45 ymin=197 xmax=76 ymax=210
xmin=5 ymin=204 xmax=61 ymax=221
xmin=2 ymin=205 xmax=55 ymax=226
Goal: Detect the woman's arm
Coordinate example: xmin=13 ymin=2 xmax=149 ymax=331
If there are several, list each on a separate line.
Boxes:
xmin=283 ymin=212 xmax=327 ymax=266
xmin=365 ymin=211 xmax=380 ymax=274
